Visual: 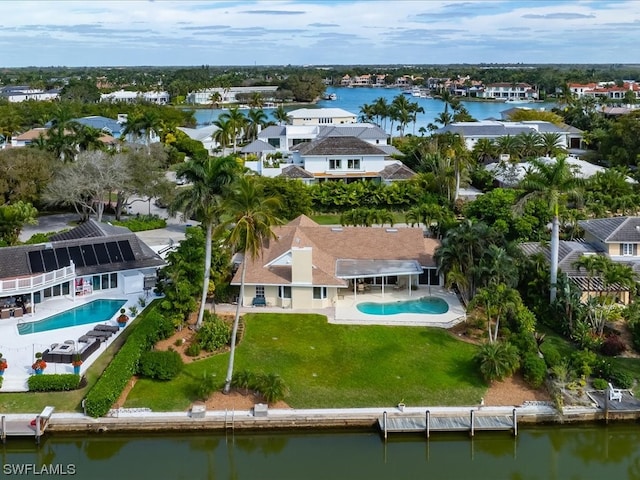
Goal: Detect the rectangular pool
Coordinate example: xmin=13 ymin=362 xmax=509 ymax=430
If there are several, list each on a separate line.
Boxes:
xmin=18 ymin=299 xmax=127 ymax=335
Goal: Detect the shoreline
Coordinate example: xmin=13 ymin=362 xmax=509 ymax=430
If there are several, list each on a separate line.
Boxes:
xmin=6 ymin=404 xmax=640 ymax=439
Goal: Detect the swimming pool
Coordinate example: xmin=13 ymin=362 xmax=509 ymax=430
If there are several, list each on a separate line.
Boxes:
xmin=356 ymin=296 xmax=449 ymax=315
xmin=18 ymin=299 xmax=127 ymax=335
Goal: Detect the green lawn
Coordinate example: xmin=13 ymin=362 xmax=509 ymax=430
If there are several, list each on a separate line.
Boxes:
xmin=124 ymin=313 xmax=486 ymax=411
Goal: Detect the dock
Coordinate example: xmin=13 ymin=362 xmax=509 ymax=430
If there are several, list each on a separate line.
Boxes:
xmin=379 ymin=409 xmax=517 ymax=439
xmin=1 ymin=406 xmax=54 ymax=444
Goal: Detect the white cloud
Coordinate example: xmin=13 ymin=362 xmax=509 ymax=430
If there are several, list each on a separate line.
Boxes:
xmin=1 ymin=0 xmax=639 ymax=66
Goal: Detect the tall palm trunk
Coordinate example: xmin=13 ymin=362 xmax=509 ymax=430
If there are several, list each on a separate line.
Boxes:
xmin=550 ymin=216 xmax=560 ymax=302
xmin=197 ymin=222 xmax=213 ymax=329
xmin=224 ymin=257 xmax=246 ymax=393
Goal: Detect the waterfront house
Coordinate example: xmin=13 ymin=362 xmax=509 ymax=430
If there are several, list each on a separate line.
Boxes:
xmin=186 ymin=86 xmax=279 ymax=105
xmin=478 ymin=83 xmax=538 ymax=101
xmin=231 ymin=215 xmax=441 ymax=309
xmin=286 ymin=108 xmax=357 ymax=126
xmin=100 ymin=90 xmax=170 ymax=105
xmin=177 ymin=125 xmax=220 ymax=155
xmin=0 ymin=220 xmax=164 ymax=317
xmin=0 ymin=85 xmax=60 ymax=103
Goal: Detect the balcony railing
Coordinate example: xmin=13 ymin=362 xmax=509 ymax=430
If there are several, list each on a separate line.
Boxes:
xmin=0 ymin=264 xmax=75 ymax=295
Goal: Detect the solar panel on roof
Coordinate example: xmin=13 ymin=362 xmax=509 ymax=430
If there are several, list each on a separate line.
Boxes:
xmin=106 ymin=241 xmax=122 ymax=263
xmin=67 ymin=246 xmax=85 ymax=267
xmin=118 ymin=240 xmax=135 ymax=262
xmin=54 ymin=247 xmax=70 ymax=267
xmin=41 ymin=249 xmax=58 ymax=272
xmin=93 ymin=243 xmax=110 ymax=264
xmin=28 ymin=251 xmax=45 ymax=273
xmin=81 ymin=244 xmax=98 ymax=266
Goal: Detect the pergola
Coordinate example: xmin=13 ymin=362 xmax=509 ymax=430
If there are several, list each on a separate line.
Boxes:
xmin=335 ymin=259 xmax=424 ymax=299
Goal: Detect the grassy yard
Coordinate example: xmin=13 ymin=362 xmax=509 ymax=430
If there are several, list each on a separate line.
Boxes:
xmin=124 ymin=313 xmax=486 ymax=411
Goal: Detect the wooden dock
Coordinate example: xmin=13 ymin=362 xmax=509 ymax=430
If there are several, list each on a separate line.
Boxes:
xmin=1 ymin=406 xmax=55 ymax=444
xmin=379 ymin=409 xmax=517 ymax=440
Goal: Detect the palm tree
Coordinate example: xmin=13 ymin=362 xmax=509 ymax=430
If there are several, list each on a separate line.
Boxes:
xmin=517 ymin=156 xmax=583 ymax=302
xmin=248 ymin=92 xmax=264 ymax=109
xmin=540 ymin=132 xmax=566 ymax=157
xmin=217 ymin=107 xmax=246 ymax=152
xmin=358 ymin=103 xmax=375 ymax=123
xmin=272 ymin=105 xmax=289 ymax=125
xmin=472 ymin=138 xmax=496 ymax=164
xmin=208 ymin=91 xmax=222 ymax=109
xmin=494 ymin=135 xmax=519 ymax=161
xmin=470 ymin=283 xmax=521 ymax=343
xmin=246 ymin=109 xmax=268 ymax=141
xmin=474 ymin=341 xmax=520 ymax=382
xmin=220 ymin=176 xmax=282 ymax=393
xmin=170 ymin=156 xmax=242 ymax=329
xmin=212 ymin=117 xmax=234 ymax=153
xmin=514 ymin=132 xmax=543 ymax=160
xmin=122 ymin=110 xmax=164 ymax=151
xmin=373 ymin=97 xmax=389 ymax=130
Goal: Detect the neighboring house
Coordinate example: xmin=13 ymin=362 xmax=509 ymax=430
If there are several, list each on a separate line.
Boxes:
xmin=185 ymin=86 xmax=279 ymax=105
xmin=478 ymin=83 xmax=538 ymax=101
xmin=232 ymin=215 xmax=441 ymax=309
xmin=520 ymin=216 xmax=640 ymax=305
xmin=286 ymin=108 xmax=357 ymax=126
xmin=11 ymin=122 xmax=118 ymax=149
xmin=72 ymin=116 xmax=125 ymax=139
xmin=177 ymin=125 xmax=220 ymax=155
xmin=0 ymin=85 xmax=60 ymax=102
xmin=11 ymin=128 xmax=49 ymax=147
xmin=567 ymin=81 xmax=640 ymax=101
xmin=244 ymin=134 xmax=411 ymax=183
xmin=486 ymin=156 xmax=635 ymax=187
xmin=435 ymin=120 xmax=584 ymax=152
xmin=0 ymin=220 xmax=164 ymax=314
xmin=100 ymin=90 xmax=170 ymax=104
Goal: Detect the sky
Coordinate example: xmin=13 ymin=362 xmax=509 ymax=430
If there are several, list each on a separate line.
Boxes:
xmin=2 ymin=0 xmax=640 ymax=67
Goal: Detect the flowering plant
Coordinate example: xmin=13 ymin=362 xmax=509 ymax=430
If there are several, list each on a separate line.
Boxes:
xmin=72 ymin=354 xmax=83 ymax=367
xmin=117 ymin=308 xmax=129 ymax=324
xmin=32 ymin=359 xmax=47 ymax=371
xmin=0 ymin=354 xmax=7 ymax=371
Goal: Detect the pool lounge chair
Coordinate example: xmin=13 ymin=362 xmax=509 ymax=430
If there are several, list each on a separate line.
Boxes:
xmin=85 ymin=330 xmax=113 ymax=342
xmin=95 ymin=324 xmax=119 ymax=333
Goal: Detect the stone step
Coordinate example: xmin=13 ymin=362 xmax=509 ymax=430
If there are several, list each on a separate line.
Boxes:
xmin=0 ymin=375 xmax=29 ymax=392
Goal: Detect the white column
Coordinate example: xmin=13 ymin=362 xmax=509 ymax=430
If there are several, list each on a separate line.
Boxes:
xmin=409 ymin=275 xmax=412 ymax=297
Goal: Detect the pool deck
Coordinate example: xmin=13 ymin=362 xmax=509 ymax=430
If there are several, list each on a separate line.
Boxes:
xmin=0 ymin=292 xmax=151 ymax=392
xmin=333 ymin=287 xmax=466 ymax=327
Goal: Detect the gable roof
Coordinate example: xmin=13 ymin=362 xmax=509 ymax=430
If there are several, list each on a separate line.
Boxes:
xmin=379 ymin=163 xmax=416 ymax=180
xmin=241 ymin=139 xmax=276 ymax=154
xmin=579 ymin=217 xmax=640 ymax=243
xmin=232 ymin=216 xmax=439 ymax=287
xmin=293 ymin=136 xmax=387 ymax=156
xmin=287 ymin=108 xmax=356 ymax=119
xmin=278 ymin=165 xmax=315 ymax=179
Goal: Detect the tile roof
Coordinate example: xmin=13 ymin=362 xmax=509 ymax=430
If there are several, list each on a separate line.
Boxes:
xmin=294 ymin=136 xmax=387 ymax=156
xmin=278 ymin=165 xmax=315 ymax=179
xmin=579 ymin=217 xmax=640 ymax=243
xmin=14 ymin=128 xmax=48 ymax=141
xmin=232 ymin=216 xmax=439 ymax=286
xmin=379 ymin=163 xmax=416 ymax=180
xmin=241 ymin=139 xmax=276 ymax=154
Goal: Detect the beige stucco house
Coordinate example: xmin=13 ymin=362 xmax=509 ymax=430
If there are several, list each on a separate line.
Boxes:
xmin=231 ymin=215 xmax=441 ymax=309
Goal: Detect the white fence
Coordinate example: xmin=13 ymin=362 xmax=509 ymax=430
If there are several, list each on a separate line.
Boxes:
xmin=0 ymin=265 xmax=75 ymax=294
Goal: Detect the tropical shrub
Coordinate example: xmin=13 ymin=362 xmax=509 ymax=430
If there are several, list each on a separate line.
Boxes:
xmin=196 ymin=313 xmax=231 ymax=351
xmin=608 ymin=369 xmax=634 ymax=389
xmin=570 ymin=349 xmax=598 ymax=378
xmin=138 ymin=350 xmax=183 ymax=380
xmin=474 ymin=341 xmax=520 ymax=383
xmin=197 ymin=372 xmax=221 ymax=400
xmin=84 ymin=305 xmax=173 ymax=417
xmin=111 ymin=214 xmax=167 ymax=232
xmin=541 ymin=345 xmax=561 ymax=369
xmin=185 ymin=342 xmax=201 ymax=357
xmin=623 ymin=302 xmax=640 ymax=352
xmin=521 ymin=353 xmax=547 ymax=389
xmin=600 ymin=334 xmax=627 ymax=357
xmin=592 ymin=378 xmax=609 ymax=390
xmin=28 ymin=374 xmax=81 ymax=392
xmin=232 ymin=370 xmax=257 ymax=394
xmin=255 ymin=373 xmax=289 ymax=403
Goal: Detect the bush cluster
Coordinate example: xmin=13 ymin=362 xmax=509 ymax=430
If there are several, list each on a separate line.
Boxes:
xmin=111 ymin=215 xmax=167 ymax=232
xmin=196 ymin=313 xmax=231 ymax=352
xmin=185 ymin=342 xmax=201 ymax=357
xmin=138 ymin=351 xmax=183 ymax=380
xmin=600 ymin=334 xmax=627 ymax=357
xmin=28 ymin=374 xmax=81 ymax=392
xmin=84 ymin=305 xmax=174 ymax=418
xmin=522 ymin=353 xmax=547 ymax=389
xmin=231 ymin=370 xmax=289 ymax=403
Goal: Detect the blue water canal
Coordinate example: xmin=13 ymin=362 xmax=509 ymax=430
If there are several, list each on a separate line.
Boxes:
xmin=191 ymin=86 xmax=557 ymax=134
xmin=1 ymin=424 xmax=638 ymax=479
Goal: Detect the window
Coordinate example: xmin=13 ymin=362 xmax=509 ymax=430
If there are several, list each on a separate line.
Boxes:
xmin=329 ymin=159 xmax=342 ymax=170
xmin=622 ymin=243 xmax=634 ymax=256
xmin=267 ymin=138 xmax=280 ymax=148
xmin=93 ymin=275 xmax=101 ymax=291
xmin=347 ymin=159 xmax=360 ymax=169
xmin=256 ymin=285 xmax=265 ymax=298
xmin=102 ymin=274 xmax=110 ymax=290
xmin=313 ymin=287 xmax=327 ymax=299
xmin=110 ymin=273 xmax=118 ymax=289
xmin=278 ymin=286 xmax=292 ymax=299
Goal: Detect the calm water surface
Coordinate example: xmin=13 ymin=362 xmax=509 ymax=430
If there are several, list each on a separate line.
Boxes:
xmin=2 ymin=424 xmax=639 ymax=480
xmin=192 ymin=87 xmax=556 ymax=134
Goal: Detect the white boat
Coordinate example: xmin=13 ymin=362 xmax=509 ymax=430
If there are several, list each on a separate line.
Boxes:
xmin=505 ymin=98 xmax=535 ymax=104
xmin=323 ymin=93 xmax=337 ymax=100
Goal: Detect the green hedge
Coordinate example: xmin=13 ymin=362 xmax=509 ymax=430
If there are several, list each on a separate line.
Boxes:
xmin=138 ymin=350 xmax=183 ymax=380
xmin=111 ymin=215 xmax=167 ymax=232
xmin=84 ymin=306 xmax=174 ymax=417
xmin=28 ymin=374 xmax=81 ymax=392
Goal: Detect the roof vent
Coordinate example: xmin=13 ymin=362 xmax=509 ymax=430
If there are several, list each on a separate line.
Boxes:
xmin=331 ymin=227 xmax=343 ymax=232
xmin=44 ymin=242 xmax=53 ymax=249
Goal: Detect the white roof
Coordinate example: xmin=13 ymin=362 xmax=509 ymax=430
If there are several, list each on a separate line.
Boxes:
xmin=177 ymin=125 xmax=219 ymax=142
xmin=486 ymin=156 xmax=636 ymax=186
xmin=287 ymin=108 xmax=357 ymax=118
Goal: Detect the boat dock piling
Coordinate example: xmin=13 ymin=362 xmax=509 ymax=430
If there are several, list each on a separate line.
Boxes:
xmin=380 ymin=408 xmax=517 ymax=440
xmin=1 ymin=406 xmax=54 ymax=444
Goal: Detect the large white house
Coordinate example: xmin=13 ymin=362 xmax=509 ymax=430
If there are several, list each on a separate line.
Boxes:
xmin=100 ymin=90 xmax=170 ymax=104
xmin=186 ymin=86 xmax=279 ymax=105
xmin=0 ymin=86 xmax=60 ymax=102
xmin=0 ymin=220 xmax=164 ymax=317
xmin=286 ymin=108 xmax=357 ymax=126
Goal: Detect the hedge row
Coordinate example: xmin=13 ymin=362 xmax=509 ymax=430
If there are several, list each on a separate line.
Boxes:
xmin=84 ymin=306 xmax=174 ymax=418
xmin=28 ymin=374 xmax=81 ymax=391
xmin=111 ymin=215 xmax=167 ymax=232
